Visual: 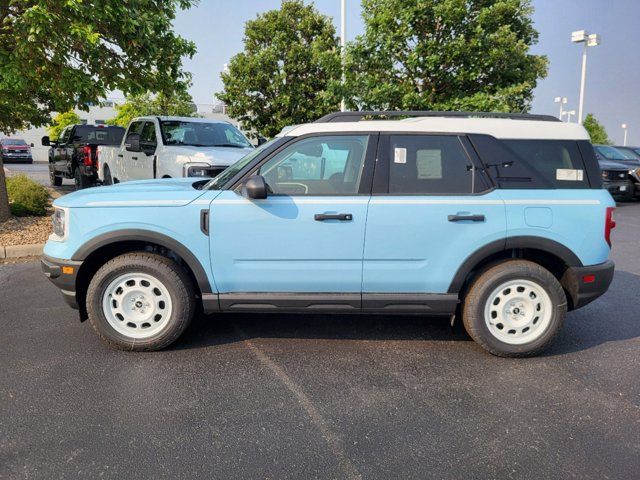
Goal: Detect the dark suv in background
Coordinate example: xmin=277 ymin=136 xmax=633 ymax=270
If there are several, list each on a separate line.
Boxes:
xmin=594 ymin=145 xmax=639 ymax=200
xmin=0 ymin=138 xmax=33 ymax=163
xmin=42 ymin=124 xmax=125 ymax=189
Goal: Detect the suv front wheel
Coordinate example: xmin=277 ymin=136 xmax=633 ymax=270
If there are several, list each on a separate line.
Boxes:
xmin=86 ymin=252 xmax=195 ymax=351
xmin=462 ymin=260 xmax=567 ymax=357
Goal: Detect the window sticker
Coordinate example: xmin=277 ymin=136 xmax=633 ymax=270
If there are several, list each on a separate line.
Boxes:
xmin=556 ymin=168 xmax=584 ymax=181
xmin=416 ymin=149 xmax=442 ymax=179
xmin=394 ymin=147 xmax=407 ymax=164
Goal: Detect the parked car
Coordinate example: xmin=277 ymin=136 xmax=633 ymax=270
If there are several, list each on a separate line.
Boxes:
xmin=612 ymin=146 xmax=640 ymax=198
xmin=42 ymin=111 xmax=616 ymax=357
xmin=593 ymin=145 xmax=637 ymax=200
xmin=0 ymin=138 xmax=33 ymax=163
xmin=97 ymin=117 xmax=254 ymax=184
xmin=42 ymin=125 xmax=125 ymax=189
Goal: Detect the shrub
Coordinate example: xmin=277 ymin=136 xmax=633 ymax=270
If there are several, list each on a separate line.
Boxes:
xmin=6 ymin=174 xmax=49 ymax=216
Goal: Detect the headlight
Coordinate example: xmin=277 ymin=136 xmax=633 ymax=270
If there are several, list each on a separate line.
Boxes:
xmin=183 ymin=163 xmax=213 ymax=177
xmin=50 ymin=207 xmax=67 ymax=241
xmin=601 ymin=170 xmax=609 ymax=179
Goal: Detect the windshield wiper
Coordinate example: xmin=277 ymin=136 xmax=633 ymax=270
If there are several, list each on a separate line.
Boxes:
xmin=211 ymin=143 xmax=247 ymax=148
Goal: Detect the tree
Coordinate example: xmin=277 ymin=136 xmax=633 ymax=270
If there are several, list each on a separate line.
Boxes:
xmin=216 ymin=0 xmax=342 ymax=138
xmin=107 ymin=91 xmax=198 ymax=128
xmin=583 ymin=113 xmax=612 ymax=145
xmin=344 ymin=0 xmax=548 ymax=112
xmin=0 ymin=0 xmax=196 ymax=222
xmin=47 ymin=111 xmax=81 ymax=141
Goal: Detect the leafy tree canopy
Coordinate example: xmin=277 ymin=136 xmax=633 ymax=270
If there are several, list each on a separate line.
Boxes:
xmin=345 ymin=0 xmax=548 ymax=112
xmin=583 ymin=113 xmax=612 ymax=145
xmin=0 ymin=0 xmax=197 ymax=134
xmin=107 ymin=91 xmax=198 ymax=128
xmin=216 ymin=0 xmax=342 ymax=138
xmin=47 ymin=110 xmax=81 ymax=141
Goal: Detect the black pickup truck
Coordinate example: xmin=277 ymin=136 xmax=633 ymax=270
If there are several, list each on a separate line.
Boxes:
xmin=42 ymin=124 xmax=125 ymax=189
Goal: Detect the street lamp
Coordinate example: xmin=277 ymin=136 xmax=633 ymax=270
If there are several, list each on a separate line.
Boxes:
xmin=340 ymin=0 xmax=347 ymax=112
xmin=554 ymin=96 xmax=568 ymax=119
xmin=622 ymin=124 xmax=628 ymax=146
xmin=562 ymin=110 xmax=576 ymax=123
xmin=572 ymin=30 xmax=600 ymax=124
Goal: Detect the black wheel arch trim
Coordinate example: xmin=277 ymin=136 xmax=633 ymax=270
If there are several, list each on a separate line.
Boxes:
xmin=72 ymin=229 xmax=213 ymax=294
xmin=447 ymin=236 xmax=583 ymax=294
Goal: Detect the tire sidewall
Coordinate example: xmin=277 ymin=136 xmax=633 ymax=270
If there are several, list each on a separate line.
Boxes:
xmin=87 ymin=255 xmax=194 ymax=350
xmin=464 ymin=262 xmax=567 ymax=356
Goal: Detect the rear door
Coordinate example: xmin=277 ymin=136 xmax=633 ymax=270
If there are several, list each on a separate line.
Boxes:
xmin=209 ymin=134 xmax=377 ymax=306
xmin=362 ymin=134 xmax=507 ymax=303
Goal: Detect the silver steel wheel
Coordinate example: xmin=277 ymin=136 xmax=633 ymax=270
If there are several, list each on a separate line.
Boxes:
xmin=483 ymin=279 xmax=553 ymax=345
xmin=102 ymin=272 xmax=173 ymax=340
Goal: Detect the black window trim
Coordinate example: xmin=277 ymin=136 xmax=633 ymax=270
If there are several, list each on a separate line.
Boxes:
xmin=372 ymin=132 xmax=495 ymax=196
xmin=228 ymin=132 xmax=380 ymax=197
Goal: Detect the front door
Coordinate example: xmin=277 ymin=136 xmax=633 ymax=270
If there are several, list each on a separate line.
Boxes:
xmin=363 ymin=134 xmax=507 ymax=298
xmin=120 ymin=121 xmax=144 ymax=181
xmin=209 ymin=134 xmax=377 ymax=307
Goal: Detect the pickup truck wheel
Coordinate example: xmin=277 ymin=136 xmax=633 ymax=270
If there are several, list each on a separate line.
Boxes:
xmin=49 ymin=168 xmax=62 ymax=186
xmin=74 ymin=167 xmax=92 ymax=190
xmin=462 ymin=260 xmax=567 ymax=358
xmin=86 ymin=252 xmax=196 ymax=351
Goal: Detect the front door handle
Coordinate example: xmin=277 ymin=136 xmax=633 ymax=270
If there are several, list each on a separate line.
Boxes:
xmin=448 ymin=214 xmax=485 ymax=222
xmin=314 ymin=213 xmax=353 ymax=221
xmin=132 ymin=156 xmax=138 ymax=160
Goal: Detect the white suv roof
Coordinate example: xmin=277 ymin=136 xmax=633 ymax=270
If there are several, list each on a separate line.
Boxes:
xmin=286 ymin=114 xmax=590 ymax=141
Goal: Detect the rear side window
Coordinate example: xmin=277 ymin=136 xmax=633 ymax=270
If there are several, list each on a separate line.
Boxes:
xmin=387 ymin=135 xmax=476 ymax=194
xmin=73 ymin=126 xmax=125 ymax=145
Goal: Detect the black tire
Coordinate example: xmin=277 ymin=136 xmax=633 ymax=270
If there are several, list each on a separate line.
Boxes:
xmin=103 ymin=165 xmax=113 ymax=186
xmin=86 ymin=252 xmax=196 ymax=351
xmin=74 ymin=167 xmax=92 ymax=190
xmin=462 ymin=260 xmax=567 ymax=358
xmin=49 ymin=167 xmax=62 ymax=186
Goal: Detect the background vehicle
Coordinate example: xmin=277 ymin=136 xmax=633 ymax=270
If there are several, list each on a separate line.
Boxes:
xmin=43 ymin=112 xmax=616 ymax=358
xmin=594 ymin=144 xmax=638 ymax=200
xmin=0 ymin=138 xmax=33 ymax=163
xmin=97 ymin=117 xmax=254 ymax=184
xmin=613 ymin=146 xmax=640 ymax=198
xmin=42 ymin=125 xmax=125 ymax=189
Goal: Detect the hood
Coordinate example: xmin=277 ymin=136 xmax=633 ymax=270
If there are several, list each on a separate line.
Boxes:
xmin=54 ymin=178 xmax=211 ymax=208
xmin=165 ymin=145 xmax=253 ymax=166
xmin=598 ymin=159 xmax=631 ymax=170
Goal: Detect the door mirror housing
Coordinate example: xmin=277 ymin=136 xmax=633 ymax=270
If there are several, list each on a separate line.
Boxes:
xmin=30 ymin=142 xmax=34 ymax=147
xmin=243 ymin=175 xmax=268 ymax=199
xmin=125 ymin=133 xmax=141 ymax=152
xmin=257 ymin=136 xmax=268 ymax=146
xmin=41 ymin=136 xmax=50 ymax=147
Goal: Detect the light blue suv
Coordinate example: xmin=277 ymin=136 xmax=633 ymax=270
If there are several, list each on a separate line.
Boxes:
xmin=42 ymin=112 xmax=616 ymax=357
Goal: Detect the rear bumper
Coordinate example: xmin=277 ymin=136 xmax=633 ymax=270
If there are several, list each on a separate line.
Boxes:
xmin=562 ymin=260 xmax=615 ymax=310
xmin=41 ymin=255 xmax=83 ymax=309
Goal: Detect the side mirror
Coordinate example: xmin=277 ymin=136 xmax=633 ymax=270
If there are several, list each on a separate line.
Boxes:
xmin=243 ymin=175 xmax=268 ymax=199
xmin=257 ymin=136 xmax=268 ymax=146
xmin=41 ymin=136 xmax=50 ymax=147
xmin=30 ymin=143 xmax=34 ymax=148
xmin=125 ymin=133 xmax=141 ymax=152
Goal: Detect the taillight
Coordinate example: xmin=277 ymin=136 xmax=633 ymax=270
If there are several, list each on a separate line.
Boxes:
xmin=83 ymin=145 xmax=93 ymax=166
xmin=605 ymin=207 xmax=616 ymax=247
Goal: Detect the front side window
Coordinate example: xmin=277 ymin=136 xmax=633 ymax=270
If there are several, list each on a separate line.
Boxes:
xmin=388 ymin=135 xmax=475 ymax=194
xmin=257 ymin=135 xmax=369 ymax=195
xmin=126 ymin=121 xmax=144 ymax=140
xmin=159 ymin=121 xmax=252 ymax=149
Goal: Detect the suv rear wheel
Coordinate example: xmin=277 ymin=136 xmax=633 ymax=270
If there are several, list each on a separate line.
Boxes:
xmin=86 ymin=252 xmax=196 ymax=351
xmin=462 ymin=260 xmax=567 ymax=357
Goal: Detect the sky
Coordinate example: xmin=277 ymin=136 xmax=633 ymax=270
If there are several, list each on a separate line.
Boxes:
xmin=173 ymin=0 xmax=640 ymax=145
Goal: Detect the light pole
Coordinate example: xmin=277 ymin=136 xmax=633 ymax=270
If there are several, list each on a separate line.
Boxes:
xmin=554 ymin=96 xmax=567 ymax=119
xmin=340 ymin=0 xmax=347 ymax=112
xmin=562 ymin=110 xmax=576 ymax=123
xmin=622 ymin=124 xmax=628 ymax=146
xmin=572 ymin=30 xmax=600 ymax=124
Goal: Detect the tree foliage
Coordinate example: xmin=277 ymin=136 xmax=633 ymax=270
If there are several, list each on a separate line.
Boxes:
xmin=216 ymin=0 xmax=342 ymax=138
xmin=0 ymin=0 xmax=197 ymax=134
xmin=345 ymin=0 xmax=548 ymax=112
xmin=107 ymin=91 xmax=198 ymax=128
xmin=583 ymin=113 xmax=611 ymax=145
xmin=47 ymin=110 xmax=81 ymax=141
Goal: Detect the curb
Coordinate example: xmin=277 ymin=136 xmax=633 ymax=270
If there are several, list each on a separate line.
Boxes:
xmin=0 ymin=243 xmax=44 ymax=259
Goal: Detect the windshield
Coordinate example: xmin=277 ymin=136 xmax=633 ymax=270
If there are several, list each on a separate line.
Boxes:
xmin=160 ymin=120 xmax=252 ymax=148
xmin=1 ymin=139 xmax=27 ymax=145
xmin=204 ymin=138 xmax=279 ymax=190
xmin=595 ymin=145 xmax=633 ymax=161
xmin=616 ymin=147 xmax=640 ymax=160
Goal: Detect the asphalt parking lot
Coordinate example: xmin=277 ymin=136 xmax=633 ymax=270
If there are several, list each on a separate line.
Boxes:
xmin=3 ymin=162 xmax=74 ymax=194
xmin=1 ymin=185 xmax=639 ymax=478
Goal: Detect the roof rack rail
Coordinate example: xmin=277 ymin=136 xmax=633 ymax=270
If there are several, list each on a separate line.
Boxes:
xmin=315 ymin=111 xmax=560 ymax=123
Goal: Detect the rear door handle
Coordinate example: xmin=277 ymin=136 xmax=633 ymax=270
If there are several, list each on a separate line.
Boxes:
xmin=117 ymin=154 xmax=123 ymax=158
xmin=448 ymin=214 xmax=485 ymax=222
xmin=314 ymin=213 xmax=353 ymax=221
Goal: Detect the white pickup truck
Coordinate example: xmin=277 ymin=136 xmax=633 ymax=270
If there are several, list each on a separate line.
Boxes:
xmin=97 ymin=116 xmax=254 ymax=183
